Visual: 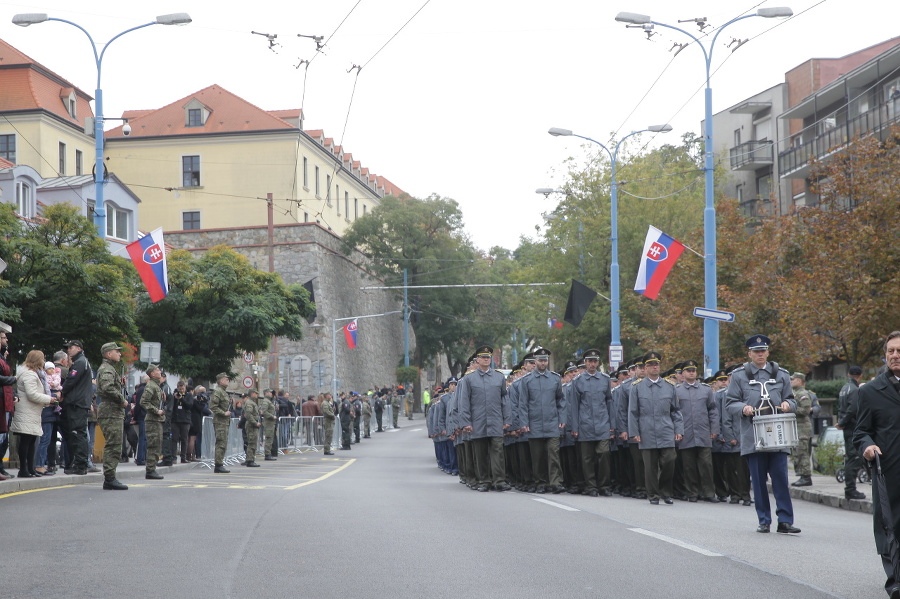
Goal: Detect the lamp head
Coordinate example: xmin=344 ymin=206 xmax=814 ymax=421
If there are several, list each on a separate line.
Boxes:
xmin=757 ymin=7 xmax=793 ymax=18
xmin=648 ymin=124 xmax=673 ymax=133
xmin=548 ymin=127 xmax=573 ymax=137
xmin=535 ymin=188 xmax=557 ymax=196
xmin=12 ymin=13 xmax=48 ymax=27
xmin=156 ymin=13 xmax=192 ymax=25
xmin=615 ymin=12 xmax=652 ymax=25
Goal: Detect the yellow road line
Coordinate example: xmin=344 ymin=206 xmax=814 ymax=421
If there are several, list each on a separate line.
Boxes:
xmin=285 ymin=458 xmax=355 ymax=490
xmin=0 ymin=484 xmax=79 ymax=499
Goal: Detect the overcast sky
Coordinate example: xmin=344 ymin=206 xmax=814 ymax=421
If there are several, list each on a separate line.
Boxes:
xmin=2 ymin=0 xmax=898 ymax=252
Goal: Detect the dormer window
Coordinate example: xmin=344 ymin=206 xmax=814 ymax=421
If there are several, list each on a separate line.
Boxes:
xmin=183 ymin=98 xmax=210 ymax=127
xmin=59 ymin=88 xmax=77 ymax=119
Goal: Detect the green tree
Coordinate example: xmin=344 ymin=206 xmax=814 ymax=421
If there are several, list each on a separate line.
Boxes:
xmin=0 ymin=203 xmax=138 ymax=360
xmin=134 ymin=245 xmax=313 ymax=379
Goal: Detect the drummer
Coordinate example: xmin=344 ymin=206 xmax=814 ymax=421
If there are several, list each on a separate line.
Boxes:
xmin=725 ymin=334 xmax=800 ymax=534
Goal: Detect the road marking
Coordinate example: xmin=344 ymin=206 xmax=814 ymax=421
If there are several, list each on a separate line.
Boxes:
xmin=409 ymin=428 xmax=423 ymax=432
xmin=387 ymin=429 xmax=399 ymax=433
xmin=284 ymin=458 xmax=355 ymax=490
xmin=628 ymin=528 xmax=723 ymax=557
xmin=531 ymin=497 xmax=580 ymax=511
xmin=0 ymin=484 xmax=79 ymax=500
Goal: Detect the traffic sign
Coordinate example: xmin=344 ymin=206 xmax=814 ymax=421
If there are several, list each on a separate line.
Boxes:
xmin=609 ymin=344 xmax=623 ymax=366
xmin=243 ymin=351 xmax=254 ymax=363
xmin=692 ymin=307 xmax=735 ymax=322
xmin=242 ymin=376 xmax=254 ymax=389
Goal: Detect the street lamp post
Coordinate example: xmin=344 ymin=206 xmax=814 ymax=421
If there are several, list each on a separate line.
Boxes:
xmin=13 ymin=12 xmax=192 ymax=237
xmin=615 ymin=8 xmax=792 ymax=374
xmin=331 ymin=311 xmax=402 ymax=399
xmin=548 ymin=124 xmax=672 ymax=366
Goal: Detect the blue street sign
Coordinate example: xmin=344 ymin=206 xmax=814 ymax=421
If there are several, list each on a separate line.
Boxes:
xmin=692 ymin=307 xmax=735 ymax=323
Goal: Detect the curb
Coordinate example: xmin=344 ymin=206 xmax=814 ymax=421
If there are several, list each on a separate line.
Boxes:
xmin=768 ymin=481 xmax=873 ymax=514
xmin=0 ymin=462 xmax=199 ymax=496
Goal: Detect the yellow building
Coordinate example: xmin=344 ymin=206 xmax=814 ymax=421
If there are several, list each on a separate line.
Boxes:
xmin=104 ymin=84 xmax=403 ymax=234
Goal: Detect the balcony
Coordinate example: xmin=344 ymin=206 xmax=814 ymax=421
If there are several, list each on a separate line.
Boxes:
xmin=778 ymin=102 xmax=900 ymax=179
xmin=730 ymin=140 xmax=774 ymax=170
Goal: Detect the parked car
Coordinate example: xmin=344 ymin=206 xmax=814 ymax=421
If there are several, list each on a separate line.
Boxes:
xmin=811 ymin=426 xmax=844 ymax=473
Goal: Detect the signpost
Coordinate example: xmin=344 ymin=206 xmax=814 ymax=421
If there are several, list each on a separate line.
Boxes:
xmin=242 ymin=376 xmax=254 ymax=389
xmin=609 ymin=344 xmax=623 ymax=369
xmin=692 ymin=307 xmax=735 ymax=323
xmin=140 ymin=342 xmax=161 ymax=363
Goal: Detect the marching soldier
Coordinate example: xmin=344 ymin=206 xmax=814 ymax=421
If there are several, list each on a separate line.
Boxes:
xmin=571 ymin=349 xmax=615 ymax=497
xmin=725 ymin=334 xmax=800 ymax=534
xmin=95 ymin=342 xmax=128 ymax=490
xmin=675 ymin=359 xmax=720 ymax=502
xmin=210 ymin=373 xmax=233 ymax=473
xmin=242 ymin=390 xmax=261 ymax=467
xmin=519 ymin=348 xmax=566 ymax=494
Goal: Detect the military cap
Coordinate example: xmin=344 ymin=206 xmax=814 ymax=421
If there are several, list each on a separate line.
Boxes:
xmin=682 ymin=359 xmax=699 ymax=370
xmin=632 ymin=355 xmax=646 ymax=366
xmin=446 ymin=376 xmax=458 ymax=385
xmin=533 ymin=347 xmax=551 ymax=359
xmin=702 ymin=376 xmax=713 ymax=384
xmin=146 ymin=364 xmax=160 ymax=375
xmin=523 ymin=352 xmax=536 ymax=363
xmin=746 ymin=334 xmax=771 ymax=350
xmin=216 ymin=372 xmax=230 ymax=381
xmin=617 ymin=364 xmax=630 ymax=376
xmin=475 ymin=345 xmax=493 ymax=357
xmin=576 ymin=358 xmax=586 ymax=368
xmin=626 ymin=360 xmax=637 ymax=370
xmin=791 ymin=372 xmax=806 ymax=382
xmin=101 ymin=342 xmax=122 ymax=354
xmin=849 ymin=365 xmax=863 ymax=376
xmin=564 ymin=360 xmax=578 ymax=373
xmin=714 ymin=369 xmax=728 ymax=381
xmin=583 ymin=348 xmax=602 ymax=360
xmin=644 ymin=351 xmax=662 ymax=365
xmin=673 ymin=362 xmax=685 ymax=373
xmin=724 ymin=364 xmax=741 ymax=375
xmin=64 ymin=339 xmax=84 ymax=349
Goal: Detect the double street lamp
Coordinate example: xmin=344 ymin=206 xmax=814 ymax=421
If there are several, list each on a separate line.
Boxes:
xmin=548 ymin=124 xmax=672 ymax=366
xmin=614 ymin=7 xmax=792 ymax=374
xmin=13 ymin=12 xmax=192 ymax=238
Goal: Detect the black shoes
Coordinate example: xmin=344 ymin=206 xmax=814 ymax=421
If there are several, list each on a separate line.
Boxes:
xmin=791 ymin=476 xmax=812 ymax=487
xmin=494 ymin=483 xmax=512 ymax=492
xmin=846 ymin=489 xmax=866 ymax=500
xmin=663 ymin=497 xmax=674 ymax=505
xmin=701 ymin=496 xmax=720 ymax=503
xmin=103 ymin=479 xmax=128 ymax=490
xmin=584 ymin=489 xmax=599 ymax=497
xmin=742 ymin=500 xmax=752 ymax=506
xmin=324 ymin=451 xmax=335 ymax=455
xmin=757 ymin=524 xmax=770 ymax=533
xmin=599 ymin=489 xmax=613 ymax=497
xmin=688 ymin=497 xmax=699 ymax=503
xmin=649 ymin=498 xmax=660 ymax=505
xmin=476 ymin=484 xmax=490 ymax=492
xmin=157 ymin=461 xmax=173 ymax=468
xmin=339 ymin=446 xmax=351 ymax=450
xmin=145 ymin=471 xmax=164 ymax=480
xmin=729 ymin=497 xmax=740 ymax=504
xmin=776 ymin=522 xmax=801 ymax=534
xmin=214 ymin=466 xmax=231 ymax=473
xmin=264 ymin=456 xmax=277 ymax=461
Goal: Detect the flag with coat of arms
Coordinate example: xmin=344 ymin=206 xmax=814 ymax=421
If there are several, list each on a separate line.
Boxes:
xmin=633 ymin=225 xmax=685 ymax=300
xmin=126 ymin=228 xmax=169 ymax=303
xmin=343 ymin=319 xmax=358 ymax=349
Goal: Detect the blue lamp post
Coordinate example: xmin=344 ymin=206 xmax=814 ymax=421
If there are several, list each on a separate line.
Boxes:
xmin=614 ymin=8 xmax=791 ymax=374
xmin=13 ymin=12 xmax=192 ymax=237
xmin=548 ymin=124 xmax=672 ymax=366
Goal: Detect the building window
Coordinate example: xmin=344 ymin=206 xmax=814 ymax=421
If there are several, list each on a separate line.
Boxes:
xmin=59 ymin=142 xmax=66 ymax=175
xmin=363 ymin=204 xmax=367 ymax=216
xmin=345 ymin=193 xmax=350 ymax=221
xmin=304 ymin=212 xmax=309 ymax=223
xmin=354 ymin=198 xmax=358 ymax=220
xmin=15 ymin=181 xmax=32 ymax=218
xmin=182 ymin=156 xmax=200 ymax=187
xmin=326 ymin=175 xmax=332 ymax=204
xmin=736 ymin=184 xmax=744 ymax=203
xmin=315 ymin=166 xmax=320 ymax=197
xmin=0 ymin=134 xmax=15 ymax=163
xmin=106 ymin=204 xmax=130 ymax=240
xmin=182 ymin=211 xmax=200 ymax=230
xmin=187 ymin=108 xmax=203 ymax=127
xmin=733 ymin=129 xmax=741 ymax=146
xmin=68 ymin=97 xmax=77 ymax=119
xmin=75 ymin=149 xmax=83 ymax=175
xmin=302 ymin=157 xmax=308 ymax=189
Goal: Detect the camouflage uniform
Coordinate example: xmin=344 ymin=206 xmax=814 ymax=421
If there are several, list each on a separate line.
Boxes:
xmin=321 ymin=397 xmax=335 ymax=453
xmin=96 ymin=356 xmax=127 ymax=482
xmin=392 ymin=393 xmax=401 ymax=427
xmin=140 ymin=378 xmax=165 ymax=474
xmin=210 ymin=381 xmax=232 ymax=467
xmin=362 ymin=398 xmax=372 ymax=437
xmin=792 ymin=386 xmax=813 ymax=477
xmin=242 ymin=395 xmax=261 ymax=464
xmin=259 ymin=393 xmax=278 ymax=458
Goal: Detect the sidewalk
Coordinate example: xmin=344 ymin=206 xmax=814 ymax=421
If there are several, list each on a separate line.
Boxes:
xmin=0 ymin=458 xmax=199 ymax=496
xmin=770 ymin=470 xmax=873 ymax=514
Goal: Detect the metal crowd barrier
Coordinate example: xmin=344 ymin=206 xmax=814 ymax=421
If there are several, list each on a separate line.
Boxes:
xmin=199 ymin=415 xmax=326 ymax=465
xmin=199 ymin=416 xmax=245 ymax=467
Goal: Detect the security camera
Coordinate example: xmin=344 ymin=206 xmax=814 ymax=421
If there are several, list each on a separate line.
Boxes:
xmin=122 ymin=122 xmax=132 ymax=136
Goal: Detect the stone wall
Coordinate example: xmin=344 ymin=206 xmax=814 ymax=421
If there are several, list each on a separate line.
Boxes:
xmin=165 ymin=222 xmax=412 ymax=397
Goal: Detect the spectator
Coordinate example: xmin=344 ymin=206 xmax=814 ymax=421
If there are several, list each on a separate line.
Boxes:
xmin=132 ymin=375 xmax=148 ymax=465
xmin=12 ymin=350 xmax=55 ymax=477
xmin=0 ymin=331 xmax=17 ymax=479
xmin=189 ymin=385 xmax=211 ymax=461
xmin=171 ymin=381 xmax=194 ymax=464
xmin=35 ymin=361 xmax=61 ymax=475
xmin=158 ymin=372 xmax=175 ymax=467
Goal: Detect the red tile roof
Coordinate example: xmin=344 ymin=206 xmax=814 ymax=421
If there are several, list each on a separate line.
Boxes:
xmin=0 ymin=157 xmax=14 ymax=169
xmin=0 ymin=38 xmax=94 ymax=125
xmin=106 ymin=84 xmax=296 ymax=138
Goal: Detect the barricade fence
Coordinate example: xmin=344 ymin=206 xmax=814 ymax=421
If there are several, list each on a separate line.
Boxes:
xmin=199 ymin=415 xmax=325 ymax=465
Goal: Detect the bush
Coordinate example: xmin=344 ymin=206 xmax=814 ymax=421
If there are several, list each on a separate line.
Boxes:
xmin=395 ymin=366 xmax=419 ymax=385
xmin=807 ymin=379 xmax=845 ymax=399
xmin=813 ymin=439 xmax=844 ymax=475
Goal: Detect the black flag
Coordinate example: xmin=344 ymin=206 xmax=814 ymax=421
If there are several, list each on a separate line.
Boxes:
xmin=302 ymin=279 xmax=317 ymax=324
xmin=563 ymin=279 xmax=597 ymax=328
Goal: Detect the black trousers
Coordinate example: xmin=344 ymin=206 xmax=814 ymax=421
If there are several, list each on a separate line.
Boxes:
xmin=16 ymin=432 xmax=37 ymax=474
xmin=171 ymin=422 xmax=190 ymax=461
xmin=60 ymin=405 xmax=89 ymax=470
xmin=340 ymin=417 xmax=352 ymax=448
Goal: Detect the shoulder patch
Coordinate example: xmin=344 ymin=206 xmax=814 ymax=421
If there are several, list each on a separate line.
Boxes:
xmin=700 ymin=382 xmax=710 ymax=387
xmin=68 ymin=369 xmax=78 ymax=377
xmin=778 ymin=367 xmax=790 ymax=374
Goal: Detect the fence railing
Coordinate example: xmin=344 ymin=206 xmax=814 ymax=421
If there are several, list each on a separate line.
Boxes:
xmin=199 ymin=415 xmax=325 ymax=466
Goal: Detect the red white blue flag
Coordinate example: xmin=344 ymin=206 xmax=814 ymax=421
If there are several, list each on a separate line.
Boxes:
xmin=343 ymin=319 xmax=358 ymax=349
xmin=126 ymin=228 xmax=169 ymax=303
xmin=634 ymin=225 xmax=685 ymax=300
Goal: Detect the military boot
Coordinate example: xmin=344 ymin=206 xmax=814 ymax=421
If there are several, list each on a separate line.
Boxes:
xmin=103 ymin=479 xmax=128 ymax=490
xmin=791 ymin=475 xmax=812 ymax=487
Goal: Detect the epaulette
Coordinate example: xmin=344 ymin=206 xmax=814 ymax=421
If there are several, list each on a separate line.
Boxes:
xmin=700 ymin=382 xmax=711 ymax=387
xmin=778 ymin=367 xmax=790 ymax=375
xmin=548 ymin=370 xmax=561 ymax=378
xmin=600 ymin=371 xmax=611 ymax=379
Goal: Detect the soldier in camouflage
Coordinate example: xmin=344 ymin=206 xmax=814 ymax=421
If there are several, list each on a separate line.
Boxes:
xmin=96 ymin=342 xmax=129 ymax=490
xmin=321 ymin=393 xmax=335 ymax=455
xmin=259 ymin=388 xmax=278 ymax=460
xmin=210 ymin=373 xmax=233 ymax=473
xmin=139 ymin=364 xmax=166 ymax=480
xmin=242 ymin=390 xmax=261 ymax=467
xmin=790 ymin=372 xmax=813 ymax=487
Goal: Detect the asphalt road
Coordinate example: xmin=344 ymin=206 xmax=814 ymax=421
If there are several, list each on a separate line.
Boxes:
xmin=0 ymin=423 xmax=886 ymax=599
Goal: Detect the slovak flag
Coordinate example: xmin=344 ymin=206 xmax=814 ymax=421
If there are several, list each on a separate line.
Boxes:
xmin=126 ymin=228 xmax=169 ymax=303
xmin=634 ymin=225 xmax=685 ymax=300
xmin=343 ymin=319 xmax=358 ymax=349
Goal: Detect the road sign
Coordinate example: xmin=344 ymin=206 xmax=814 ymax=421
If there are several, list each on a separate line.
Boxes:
xmin=242 ymin=376 xmax=254 ymax=389
xmin=0 ymin=257 xmax=6 ymax=274
xmin=609 ymin=344 xmax=623 ymax=366
xmin=140 ymin=342 xmax=161 ymax=363
xmin=243 ymin=351 xmax=254 ymax=363
xmin=692 ymin=307 xmax=735 ymax=323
